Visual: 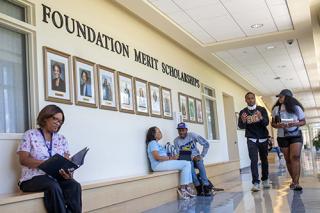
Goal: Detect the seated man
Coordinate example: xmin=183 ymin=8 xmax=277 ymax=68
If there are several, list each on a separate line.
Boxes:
xmin=174 ymin=122 xmax=212 ymax=196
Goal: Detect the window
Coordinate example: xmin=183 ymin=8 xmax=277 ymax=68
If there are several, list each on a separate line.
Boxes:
xmin=202 ymin=84 xmax=219 ymax=140
xmin=0 ymin=0 xmax=33 ymax=134
xmin=0 ymin=0 xmax=26 ymax=22
xmin=0 ymin=26 xmax=28 ymax=133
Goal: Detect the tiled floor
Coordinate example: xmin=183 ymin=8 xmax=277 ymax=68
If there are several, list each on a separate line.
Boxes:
xmin=144 ymin=151 xmax=320 ymax=213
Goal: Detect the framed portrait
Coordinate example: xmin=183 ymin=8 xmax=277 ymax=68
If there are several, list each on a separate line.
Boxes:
xmin=178 ymin=93 xmax=189 ymax=122
xmin=188 ymin=96 xmax=197 ymax=122
xmin=117 ymin=72 xmax=134 ymax=113
xmin=43 ymin=47 xmax=72 ymax=104
xmin=161 ymin=87 xmax=173 ymax=119
xmin=97 ymin=65 xmax=117 ymax=111
xmin=149 ymin=83 xmax=162 ymax=117
xmin=73 ymin=57 xmax=97 ymax=108
xmin=195 ymin=98 xmax=204 ymax=124
xmin=134 ymin=78 xmax=149 ymax=116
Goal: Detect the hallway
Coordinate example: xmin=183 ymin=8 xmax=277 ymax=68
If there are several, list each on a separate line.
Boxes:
xmin=144 ymin=151 xmax=320 ymax=213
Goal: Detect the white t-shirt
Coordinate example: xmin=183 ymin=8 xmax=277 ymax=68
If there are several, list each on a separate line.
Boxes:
xmin=272 ymin=105 xmax=305 ymax=138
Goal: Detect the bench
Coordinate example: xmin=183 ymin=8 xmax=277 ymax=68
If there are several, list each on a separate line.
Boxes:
xmin=0 ymin=160 xmax=240 ymax=213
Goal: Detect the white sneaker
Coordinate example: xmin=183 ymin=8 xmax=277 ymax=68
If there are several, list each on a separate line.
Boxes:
xmin=262 ymin=180 xmax=271 ymax=189
xmin=177 ymin=188 xmax=190 ymax=200
xmin=251 ymin=183 xmax=260 ymax=192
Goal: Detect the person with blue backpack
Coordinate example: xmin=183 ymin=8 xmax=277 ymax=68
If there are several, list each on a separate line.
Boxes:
xmin=174 ymin=122 xmax=213 ymax=196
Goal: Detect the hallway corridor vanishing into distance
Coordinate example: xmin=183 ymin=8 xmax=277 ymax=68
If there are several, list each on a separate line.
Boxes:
xmin=144 ymin=151 xmax=320 ymax=213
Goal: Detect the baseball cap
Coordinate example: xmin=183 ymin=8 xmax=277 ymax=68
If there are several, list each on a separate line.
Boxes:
xmin=276 ymin=89 xmax=293 ymax=97
xmin=177 ymin=122 xmax=188 ymax=129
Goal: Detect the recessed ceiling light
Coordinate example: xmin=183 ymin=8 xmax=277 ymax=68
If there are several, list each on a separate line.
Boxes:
xmin=266 ymin=45 xmax=275 ymax=50
xmin=251 ymin=24 xmax=264 ymax=28
xmin=274 ymin=77 xmax=281 ymax=80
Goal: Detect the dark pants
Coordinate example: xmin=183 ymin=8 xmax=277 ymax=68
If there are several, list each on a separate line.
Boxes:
xmin=247 ymin=139 xmax=269 ymax=184
xmin=20 ymin=175 xmax=82 ymax=213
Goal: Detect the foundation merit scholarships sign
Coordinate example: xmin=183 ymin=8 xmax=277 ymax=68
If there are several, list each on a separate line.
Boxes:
xmin=42 ymin=4 xmax=200 ymax=88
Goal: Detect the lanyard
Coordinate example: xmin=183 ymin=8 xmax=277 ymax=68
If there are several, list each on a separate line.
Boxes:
xmin=38 ymin=128 xmax=53 ymax=157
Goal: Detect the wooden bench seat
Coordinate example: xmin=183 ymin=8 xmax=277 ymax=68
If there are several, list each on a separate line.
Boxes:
xmin=0 ymin=160 xmax=240 ymax=213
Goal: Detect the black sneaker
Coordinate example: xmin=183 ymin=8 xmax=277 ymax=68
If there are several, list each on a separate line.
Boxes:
xmin=204 ymin=185 xmax=213 ymax=196
xmin=196 ymin=185 xmax=204 ymax=196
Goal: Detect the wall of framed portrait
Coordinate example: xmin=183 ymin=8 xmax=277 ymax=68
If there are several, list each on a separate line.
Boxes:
xmin=43 ymin=46 xmax=179 ymax=121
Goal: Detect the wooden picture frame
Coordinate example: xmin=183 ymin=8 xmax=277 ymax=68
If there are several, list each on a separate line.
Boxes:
xmin=134 ymin=78 xmax=149 ymax=116
xmin=149 ymin=83 xmax=162 ymax=117
xmin=117 ymin=72 xmax=135 ymax=114
xmin=97 ymin=65 xmax=117 ymax=111
xmin=43 ymin=47 xmax=73 ymax=104
xmin=73 ymin=57 xmax=97 ymax=108
xmin=161 ymin=87 xmax=173 ymax=119
xmin=195 ymin=98 xmax=204 ymax=124
xmin=178 ymin=93 xmax=189 ymax=122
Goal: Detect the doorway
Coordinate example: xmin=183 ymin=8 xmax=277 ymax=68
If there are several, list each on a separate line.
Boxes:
xmin=223 ymin=93 xmax=239 ymax=161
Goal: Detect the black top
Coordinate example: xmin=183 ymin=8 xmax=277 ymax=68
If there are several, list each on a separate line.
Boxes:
xmin=238 ymin=106 xmax=269 ymax=139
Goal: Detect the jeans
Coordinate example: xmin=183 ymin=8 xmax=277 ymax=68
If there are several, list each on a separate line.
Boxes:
xmin=153 ymin=160 xmax=192 ymax=185
xmin=247 ymin=139 xmax=269 ymax=184
xmin=20 ymin=175 xmax=82 ymax=213
xmin=191 ymin=160 xmax=209 ymax=186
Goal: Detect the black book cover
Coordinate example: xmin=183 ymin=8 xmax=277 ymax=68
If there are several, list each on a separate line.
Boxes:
xmin=38 ymin=147 xmax=89 ymax=180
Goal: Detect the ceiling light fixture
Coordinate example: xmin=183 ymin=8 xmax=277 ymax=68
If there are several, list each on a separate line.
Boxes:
xmin=274 ymin=77 xmax=281 ymax=80
xmin=251 ymin=24 xmax=264 ymax=28
xmin=266 ymin=45 xmax=275 ymax=50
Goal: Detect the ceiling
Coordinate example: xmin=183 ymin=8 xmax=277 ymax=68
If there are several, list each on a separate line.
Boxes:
xmin=148 ymin=0 xmax=293 ymax=44
xmin=115 ymin=0 xmax=320 ymax=124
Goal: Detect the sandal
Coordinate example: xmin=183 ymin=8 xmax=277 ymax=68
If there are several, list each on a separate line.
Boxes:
xmin=293 ymin=184 xmax=303 ymax=191
xmin=289 ymin=183 xmax=295 ymax=189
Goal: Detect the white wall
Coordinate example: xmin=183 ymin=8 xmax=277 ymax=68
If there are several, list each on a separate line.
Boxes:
xmin=0 ymin=0 xmax=251 ymax=194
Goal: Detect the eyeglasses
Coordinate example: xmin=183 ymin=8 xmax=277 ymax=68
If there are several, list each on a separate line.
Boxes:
xmin=51 ymin=116 xmax=64 ymax=125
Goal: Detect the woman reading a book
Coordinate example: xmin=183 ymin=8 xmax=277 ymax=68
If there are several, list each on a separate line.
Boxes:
xmin=17 ymin=105 xmax=82 ymax=213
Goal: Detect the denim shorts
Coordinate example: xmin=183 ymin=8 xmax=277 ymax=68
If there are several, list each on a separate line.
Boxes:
xmin=277 ymin=136 xmax=303 ymax=148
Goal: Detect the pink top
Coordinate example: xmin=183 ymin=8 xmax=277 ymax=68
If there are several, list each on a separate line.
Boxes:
xmin=17 ymin=129 xmax=69 ymax=183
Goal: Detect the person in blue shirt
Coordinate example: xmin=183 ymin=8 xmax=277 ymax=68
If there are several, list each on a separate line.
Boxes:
xmin=146 ymin=126 xmax=195 ymax=199
xmin=174 ymin=122 xmax=212 ymax=196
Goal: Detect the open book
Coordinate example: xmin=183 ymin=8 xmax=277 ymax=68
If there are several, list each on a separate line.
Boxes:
xmin=38 ymin=147 xmax=89 ymax=180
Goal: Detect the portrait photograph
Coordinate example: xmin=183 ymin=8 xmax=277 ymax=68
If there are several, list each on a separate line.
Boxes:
xmin=43 ymin=47 xmax=72 ymax=104
xmin=178 ymin=93 xmax=189 ymax=122
xmin=73 ymin=57 xmax=97 ymax=108
xmin=134 ymin=78 xmax=149 ymax=116
xmin=117 ymin=72 xmax=134 ymax=113
xmin=97 ymin=65 xmax=117 ymax=111
xmin=149 ymin=83 xmax=162 ymax=117
xmin=161 ymin=87 xmax=173 ymax=119
xmin=195 ymin=98 xmax=204 ymax=124
xmin=188 ymin=96 xmax=197 ymax=122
